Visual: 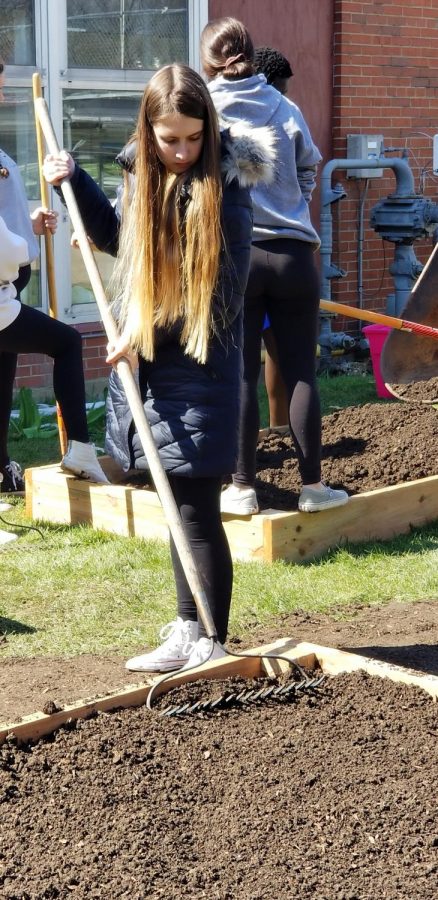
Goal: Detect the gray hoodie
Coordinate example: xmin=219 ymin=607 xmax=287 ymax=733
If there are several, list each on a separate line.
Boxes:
xmin=208 ymin=74 xmax=321 ymax=246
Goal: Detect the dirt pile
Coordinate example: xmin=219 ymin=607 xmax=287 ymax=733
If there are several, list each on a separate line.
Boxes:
xmin=256 ymin=401 xmax=438 ymax=510
xmin=1 ymin=671 xmax=437 ymax=899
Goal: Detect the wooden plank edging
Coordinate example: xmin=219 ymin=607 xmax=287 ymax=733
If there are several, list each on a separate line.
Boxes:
xmin=25 ymin=463 xmax=438 ymax=563
xmin=1 ymin=639 xmax=436 ymax=746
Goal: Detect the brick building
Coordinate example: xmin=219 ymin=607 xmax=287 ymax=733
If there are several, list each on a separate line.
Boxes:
xmin=2 ymin=0 xmax=437 ymax=396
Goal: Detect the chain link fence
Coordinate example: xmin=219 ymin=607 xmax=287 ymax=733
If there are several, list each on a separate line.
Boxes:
xmin=67 ymin=0 xmax=188 ymax=70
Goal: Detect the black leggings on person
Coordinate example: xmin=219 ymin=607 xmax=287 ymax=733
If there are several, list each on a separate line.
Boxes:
xmin=234 ymin=238 xmax=322 ymax=488
xmin=167 ymin=474 xmax=232 ymax=645
xmin=0 ymin=300 xmax=90 ymax=465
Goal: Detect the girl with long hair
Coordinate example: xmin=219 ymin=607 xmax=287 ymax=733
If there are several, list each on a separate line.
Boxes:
xmin=44 ymin=63 xmax=274 ymax=672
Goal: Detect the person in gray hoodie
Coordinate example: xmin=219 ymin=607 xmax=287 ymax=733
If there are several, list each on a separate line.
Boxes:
xmin=201 ymin=18 xmax=349 ymax=514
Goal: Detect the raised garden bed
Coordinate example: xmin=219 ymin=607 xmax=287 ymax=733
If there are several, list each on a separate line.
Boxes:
xmin=1 ymin=638 xmax=437 ymax=898
xmin=25 ymin=402 xmax=438 ymax=562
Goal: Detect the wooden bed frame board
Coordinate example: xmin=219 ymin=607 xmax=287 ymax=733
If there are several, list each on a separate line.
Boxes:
xmin=25 ymin=461 xmax=438 ymax=563
xmin=1 ymin=640 xmax=436 ymax=746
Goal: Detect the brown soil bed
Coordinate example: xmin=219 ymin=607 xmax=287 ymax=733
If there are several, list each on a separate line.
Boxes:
xmin=389 ymin=376 xmax=438 ymax=403
xmin=1 ymin=400 xmax=437 ymax=896
xmin=255 ymin=401 xmax=438 ymax=510
xmin=1 ymin=668 xmax=437 ymax=899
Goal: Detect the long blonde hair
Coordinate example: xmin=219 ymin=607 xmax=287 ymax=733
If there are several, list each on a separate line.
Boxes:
xmin=112 ymin=64 xmax=222 ymax=363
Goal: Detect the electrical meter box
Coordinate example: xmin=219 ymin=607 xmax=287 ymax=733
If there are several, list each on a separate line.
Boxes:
xmin=346 ymin=134 xmax=384 ymax=178
xmin=433 ymin=135 xmax=438 ymax=175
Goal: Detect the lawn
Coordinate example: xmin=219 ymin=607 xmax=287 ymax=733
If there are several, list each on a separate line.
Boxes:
xmin=1 ymin=373 xmax=437 ymax=659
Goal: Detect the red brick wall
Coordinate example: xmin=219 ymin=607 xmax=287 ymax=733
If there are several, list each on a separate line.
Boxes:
xmin=15 ymin=326 xmax=108 ymax=396
xmin=331 ymin=0 xmax=438 ymax=331
xmin=16 ymin=0 xmax=438 ymax=392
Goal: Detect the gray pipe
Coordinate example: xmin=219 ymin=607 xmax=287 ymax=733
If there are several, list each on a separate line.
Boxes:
xmin=320 ymin=157 xmax=415 ymax=299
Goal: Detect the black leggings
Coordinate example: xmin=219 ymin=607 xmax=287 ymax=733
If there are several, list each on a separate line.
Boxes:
xmin=167 ymin=474 xmax=233 ymax=644
xmin=0 ymin=302 xmax=89 ymax=464
xmin=234 ymin=238 xmax=322 ymax=487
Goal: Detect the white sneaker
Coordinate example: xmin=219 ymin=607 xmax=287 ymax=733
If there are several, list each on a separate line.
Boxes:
xmin=125 ymin=617 xmax=198 ymax=672
xmin=298 ymin=483 xmax=349 ymax=512
xmin=181 ymin=636 xmax=227 ymax=670
xmin=61 ymin=440 xmax=109 ymax=484
xmin=220 ymin=484 xmax=259 ymax=515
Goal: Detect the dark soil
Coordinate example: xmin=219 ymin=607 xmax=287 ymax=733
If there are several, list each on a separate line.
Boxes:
xmin=1 ymin=668 xmax=437 ymax=899
xmin=389 ymin=376 xmax=438 ymax=403
xmin=1 ymin=401 xmax=437 ymax=897
xmin=255 ymin=401 xmax=438 ymax=510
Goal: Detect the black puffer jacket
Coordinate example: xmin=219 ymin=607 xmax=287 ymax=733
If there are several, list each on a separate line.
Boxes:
xmin=67 ymin=124 xmax=276 ymax=477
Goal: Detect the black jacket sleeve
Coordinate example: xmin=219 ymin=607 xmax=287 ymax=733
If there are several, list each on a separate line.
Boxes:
xmin=56 ymin=164 xmax=120 ymax=257
xmin=215 ymin=177 xmax=253 ymax=326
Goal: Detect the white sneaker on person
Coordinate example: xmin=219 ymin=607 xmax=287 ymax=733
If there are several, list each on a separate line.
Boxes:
xmin=181 ymin=636 xmax=227 ymax=670
xmin=220 ymin=484 xmax=259 ymax=515
xmin=258 ymin=425 xmax=290 ymax=440
xmin=61 ymin=440 xmax=109 ymax=484
xmin=298 ymin=483 xmax=349 ymax=513
xmin=125 ymin=617 xmax=198 ymax=672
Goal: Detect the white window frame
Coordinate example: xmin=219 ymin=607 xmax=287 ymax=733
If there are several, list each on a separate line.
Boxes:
xmin=6 ymin=0 xmax=209 ymax=324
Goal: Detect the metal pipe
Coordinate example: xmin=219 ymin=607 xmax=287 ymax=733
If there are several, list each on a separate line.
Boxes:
xmin=320 ymin=156 xmax=415 ymax=300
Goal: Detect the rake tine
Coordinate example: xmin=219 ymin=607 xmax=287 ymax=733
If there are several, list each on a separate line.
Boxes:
xmin=210 ymin=695 xmax=228 ymax=710
xmin=186 ymin=699 xmax=207 ymax=713
xmin=160 ymin=705 xmax=181 ymax=717
xmin=224 ymin=693 xmax=239 ymax=705
xmin=250 ymin=687 xmax=268 ymax=701
xmin=235 ymin=689 xmax=250 ymax=702
xmin=259 ymin=685 xmax=278 ymax=700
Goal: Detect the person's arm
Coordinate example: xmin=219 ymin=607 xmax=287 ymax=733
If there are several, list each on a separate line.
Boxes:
xmin=288 ymin=103 xmax=322 ymax=203
xmin=215 ymin=179 xmax=253 ymax=326
xmin=30 ymin=207 xmax=58 ymax=235
xmin=296 ymin=162 xmax=319 ymax=203
xmin=43 ymin=151 xmax=120 ymax=256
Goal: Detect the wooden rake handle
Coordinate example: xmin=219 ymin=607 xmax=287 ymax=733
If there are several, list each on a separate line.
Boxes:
xmin=320 ymin=298 xmax=438 ymax=340
xmin=34 ymin=95 xmax=217 ymax=641
xmin=32 ymin=73 xmax=68 ymax=455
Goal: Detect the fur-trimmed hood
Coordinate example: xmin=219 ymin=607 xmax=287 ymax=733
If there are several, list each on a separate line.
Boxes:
xmin=220 ymin=121 xmax=275 ymax=187
xmin=115 ymin=122 xmax=276 ymax=189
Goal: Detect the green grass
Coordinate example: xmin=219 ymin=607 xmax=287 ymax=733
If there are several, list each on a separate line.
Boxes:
xmin=1 ymin=372 xmax=436 ymax=660
xmin=1 ymin=500 xmax=437 ymax=658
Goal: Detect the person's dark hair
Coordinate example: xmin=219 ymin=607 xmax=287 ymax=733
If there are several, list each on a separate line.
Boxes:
xmin=254 ymin=46 xmax=293 ymax=84
xmin=201 ymin=17 xmax=255 ymax=81
xmin=0 ymin=60 xmax=4 ymax=74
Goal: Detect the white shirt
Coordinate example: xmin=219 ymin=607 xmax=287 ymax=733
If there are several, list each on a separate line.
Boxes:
xmin=0 ymin=215 xmax=29 ymax=330
xmin=0 ymin=148 xmax=39 ymax=263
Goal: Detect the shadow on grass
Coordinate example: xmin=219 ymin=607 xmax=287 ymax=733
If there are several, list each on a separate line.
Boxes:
xmin=346 ymin=643 xmax=438 ymax=676
xmin=0 ymin=617 xmax=37 ymax=637
xmin=296 ymin=521 xmax=438 ymax=567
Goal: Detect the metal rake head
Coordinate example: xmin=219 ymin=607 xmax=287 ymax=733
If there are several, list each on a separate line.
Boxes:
xmin=159 ymin=673 xmax=326 ymax=717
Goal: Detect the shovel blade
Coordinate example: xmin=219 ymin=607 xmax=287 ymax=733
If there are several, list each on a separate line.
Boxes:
xmin=381 ymin=243 xmax=438 ymax=387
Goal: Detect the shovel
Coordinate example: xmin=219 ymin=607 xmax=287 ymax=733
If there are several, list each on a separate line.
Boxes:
xmin=380 ymin=242 xmax=438 ymax=402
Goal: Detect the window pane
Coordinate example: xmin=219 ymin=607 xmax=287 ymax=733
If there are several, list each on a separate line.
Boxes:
xmin=67 ymin=0 xmax=188 ymax=70
xmin=0 ymin=87 xmax=39 ymax=199
xmin=63 ymin=88 xmax=141 ymax=306
xmin=0 ymin=0 xmax=35 ymax=65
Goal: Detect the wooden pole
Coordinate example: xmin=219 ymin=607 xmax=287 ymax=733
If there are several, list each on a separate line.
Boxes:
xmin=32 ymin=73 xmax=68 ymax=455
xmin=34 ymin=95 xmax=217 ymax=641
xmin=319 ymin=298 xmax=438 ymax=340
